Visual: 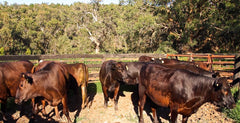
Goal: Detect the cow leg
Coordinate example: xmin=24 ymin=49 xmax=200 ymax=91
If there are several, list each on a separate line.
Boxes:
xmin=170 ymin=110 xmax=178 ymax=123
xmin=138 ymin=85 xmax=146 ymax=123
xmin=62 ymin=95 xmax=72 ymax=123
xmin=54 ymin=106 xmax=60 ymax=120
xmin=102 ymin=86 xmax=109 ymax=108
xmin=41 ymin=99 xmax=47 ymax=115
xmin=31 ymin=98 xmax=38 ymax=115
xmin=0 ymin=102 xmax=7 ymax=121
xmin=81 ymin=85 xmax=87 ymax=109
xmin=151 ymin=107 xmax=159 ymax=123
xmin=113 ymin=84 xmax=120 ymax=111
xmin=182 ymin=115 xmax=189 ymax=123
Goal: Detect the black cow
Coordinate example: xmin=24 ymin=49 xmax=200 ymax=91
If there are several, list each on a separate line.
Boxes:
xmin=99 ymin=60 xmax=129 ymax=110
xmin=123 ymin=62 xmax=147 ymax=84
xmin=138 ymin=63 xmax=235 ymax=123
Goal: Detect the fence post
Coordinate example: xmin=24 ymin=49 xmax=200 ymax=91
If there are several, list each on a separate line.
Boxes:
xmin=233 ymin=54 xmax=240 ymax=100
xmin=207 ymin=54 xmax=213 ymax=72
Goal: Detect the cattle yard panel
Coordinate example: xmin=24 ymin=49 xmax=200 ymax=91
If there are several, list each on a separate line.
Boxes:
xmin=166 ymin=54 xmax=236 ymax=72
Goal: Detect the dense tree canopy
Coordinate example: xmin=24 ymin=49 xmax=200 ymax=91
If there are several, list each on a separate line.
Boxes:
xmin=0 ymin=0 xmax=239 ymax=55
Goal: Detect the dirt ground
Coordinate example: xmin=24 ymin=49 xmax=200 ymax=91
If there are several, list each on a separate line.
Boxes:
xmin=1 ymin=83 xmax=234 ymax=123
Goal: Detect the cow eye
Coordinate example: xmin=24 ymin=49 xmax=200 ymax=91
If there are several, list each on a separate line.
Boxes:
xmin=20 ymin=84 xmax=23 ymax=88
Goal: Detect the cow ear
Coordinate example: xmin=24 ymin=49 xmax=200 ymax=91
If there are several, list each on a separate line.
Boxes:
xmin=212 ymin=72 xmax=220 ymax=78
xmin=22 ymin=73 xmax=33 ymax=84
xmin=126 ymin=65 xmax=128 ymax=71
xmin=27 ymin=76 xmax=33 ymax=85
xmin=213 ymin=78 xmax=226 ymax=89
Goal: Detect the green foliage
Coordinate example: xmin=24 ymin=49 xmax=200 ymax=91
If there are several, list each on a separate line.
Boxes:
xmin=25 ymin=48 xmax=31 ymax=55
xmin=0 ymin=47 xmax=4 ymax=55
xmin=0 ymin=0 xmax=239 ymax=54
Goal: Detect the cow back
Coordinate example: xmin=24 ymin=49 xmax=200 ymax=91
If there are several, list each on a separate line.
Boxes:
xmin=64 ymin=63 xmax=89 ymax=87
xmin=31 ymin=62 xmax=68 ymax=100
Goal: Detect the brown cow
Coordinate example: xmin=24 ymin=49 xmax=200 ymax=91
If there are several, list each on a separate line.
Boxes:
xmin=31 ymin=61 xmax=89 ymax=113
xmin=99 ymin=60 xmax=129 ymax=110
xmin=64 ymin=63 xmax=89 ymax=109
xmin=15 ymin=62 xmax=72 ymax=122
xmin=139 ymin=55 xmax=180 ymax=64
xmin=139 ymin=55 xmax=211 ymax=71
xmin=162 ymin=63 xmax=219 ymax=78
xmin=0 ymin=60 xmax=33 ymax=121
xmin=138 ymin=63 xmax=235 ymax=123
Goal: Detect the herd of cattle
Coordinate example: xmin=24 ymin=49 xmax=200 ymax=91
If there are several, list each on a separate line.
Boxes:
xmin=0 ymin=55 xmax=236 ymax=123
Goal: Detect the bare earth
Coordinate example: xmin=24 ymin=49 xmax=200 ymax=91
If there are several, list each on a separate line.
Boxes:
xmin=5 ymin=88 xmax=233 ymax=123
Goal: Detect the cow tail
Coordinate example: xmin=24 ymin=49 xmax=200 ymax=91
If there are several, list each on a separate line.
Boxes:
xmin=85 ymin=64 xmax=89 ymax=87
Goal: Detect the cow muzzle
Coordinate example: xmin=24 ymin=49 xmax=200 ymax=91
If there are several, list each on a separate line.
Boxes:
xmin=15 ymin=98 xmax=22 ymax=105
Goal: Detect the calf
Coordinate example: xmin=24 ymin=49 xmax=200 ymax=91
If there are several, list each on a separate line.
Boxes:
xmin=138 ymin=63 xmax=235 ymax=123
xmin=99 ymin=60 xmax=129 ymax=110
xmin=0 ymin=60 xmax=33 ymax=121
xmin=15 ymin=62 xmax=72 ymax=122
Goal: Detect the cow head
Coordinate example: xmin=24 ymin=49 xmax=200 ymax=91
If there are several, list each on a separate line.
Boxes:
xmin=15 ymin=73 xmax=34 ymax=104
xmin=211 ymin=77 xmax=235 ymax=109
xmin=111 ymin=62 xmax=129 ymax=82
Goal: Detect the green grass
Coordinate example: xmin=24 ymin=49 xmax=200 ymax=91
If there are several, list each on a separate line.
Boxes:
xmin=224 ymin=101 xmax=240 ymax=123
xmin=87 ymin=81 xmax=103 ymax=94
xmin=224 ymin=87 xmax=240 ymax=122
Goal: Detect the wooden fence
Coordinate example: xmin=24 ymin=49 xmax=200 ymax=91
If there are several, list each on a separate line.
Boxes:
xmin=0 ymin=53 xmax=238 ymax=82
xmin=166 ymin=54 xmax=236 ymax=71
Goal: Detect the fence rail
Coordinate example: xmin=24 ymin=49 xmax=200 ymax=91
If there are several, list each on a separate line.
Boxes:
xmin=0 ymin=53 xmax=238 ymax=82
xmin=166 ymin=54 xmax=236 ymax=71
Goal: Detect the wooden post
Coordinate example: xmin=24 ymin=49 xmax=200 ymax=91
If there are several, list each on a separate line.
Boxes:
xmin=233 ymin=54 xmax=240 ymax=100
xmin=207 ymin=54 xmax=213 ymax=72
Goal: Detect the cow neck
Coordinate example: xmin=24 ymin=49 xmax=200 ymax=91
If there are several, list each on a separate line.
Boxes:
xmin=205 ymin=78 xmax=218 ymax=102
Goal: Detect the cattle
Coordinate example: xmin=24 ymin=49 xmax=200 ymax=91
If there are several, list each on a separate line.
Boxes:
xmin=121 ymin=62 xmax=147 ymax=84
xmin=31 ymin=61 xmax=89 ymax=115
xmin=138 ymin=55 xmax=211 ymax=71
xmin=99 ymin=60 xmax=129 ymax=110
xmin=139 ymin=55 xmax=217 ymax=78
xmin=15 ymin=62 xmax=72 ymax=123
xmin=139 ymin=55 xmax=180 ymax=64
xmin=0 ymin=60 xmax=34 ymax=121
xmin=64 ymin=63 xmax=89 ymax=109
xmin=162 ymin=63 xmax=219 ymax=78
xmin=138 ymin=63 xmax=235 ymax=123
